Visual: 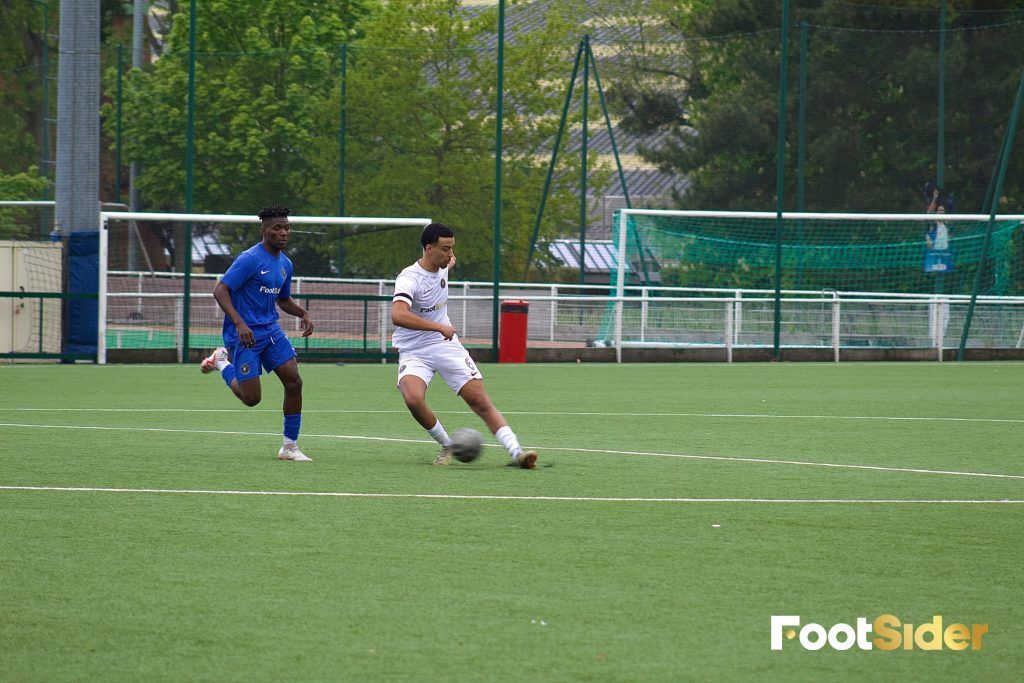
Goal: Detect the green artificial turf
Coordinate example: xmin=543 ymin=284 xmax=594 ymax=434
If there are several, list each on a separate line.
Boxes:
xmin=1 ymin=362 xmax=1021 ymax=680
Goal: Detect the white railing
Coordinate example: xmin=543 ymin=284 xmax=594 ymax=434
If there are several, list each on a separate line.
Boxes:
xmin=103 ymin=272 xmax=1024 ymax=363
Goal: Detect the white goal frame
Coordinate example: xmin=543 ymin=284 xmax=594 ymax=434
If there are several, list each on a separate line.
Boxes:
xmin=613 ymin=209 xmax=1024 ymax=362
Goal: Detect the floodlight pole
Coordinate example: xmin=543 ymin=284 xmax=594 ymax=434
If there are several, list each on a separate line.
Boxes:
xmin=115 ymin=44 xmax=123 ymax=206
xmin=773 ymin=0 xmax=791 ymax=360
xmin=338 ymin=43 xmax=348 ymax=275
xmin=934 ymin=2 xmax=947 ymax=301
xmin=579 ymin=34 xmax=590 ymax=287
xmin=182 ymin=0 xmax=197 ymax=362
xmin=937 ymin=0 xmax=946 ymax=188
xmin=795 ymin=21 xmax=807 ymax=288
xmin=338 ymin=44 xmax=347 ymax=219
xmin=491 ymin=0 xmax=506 ymax=362
xmin=185 ymin=1 xmax=196 ymax=214
xmin=128 ymin=0 xmax=146 ymax=270
xmin=31 ymin=0 xmax=50 ymax=238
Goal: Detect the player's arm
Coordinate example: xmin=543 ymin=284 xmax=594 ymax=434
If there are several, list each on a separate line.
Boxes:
xmin=213 ymin=281 xmax=255 ymax=347
xmin=277 ymin=297 xmax=314 ymax=337
xmin=391 ymin=299 xmax=456 ymax=340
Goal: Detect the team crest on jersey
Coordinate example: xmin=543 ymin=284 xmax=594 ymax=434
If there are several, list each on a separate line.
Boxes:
xmin=440 ymin=279 xmax=446 ymax=288
xmin=240 ymin=362 xmax=251 ymax=375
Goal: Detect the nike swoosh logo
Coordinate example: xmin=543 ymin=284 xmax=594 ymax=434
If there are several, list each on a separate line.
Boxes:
xmin=260 ymin=269 xmax=270 ymax=275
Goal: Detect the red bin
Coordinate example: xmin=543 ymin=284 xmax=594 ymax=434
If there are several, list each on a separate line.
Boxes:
xmin=499 ymin=300 xmax=529 ymax=363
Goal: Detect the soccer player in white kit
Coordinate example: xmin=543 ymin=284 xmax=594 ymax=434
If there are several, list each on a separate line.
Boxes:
xmin=391 ymin=223 xmax=538 ymax=469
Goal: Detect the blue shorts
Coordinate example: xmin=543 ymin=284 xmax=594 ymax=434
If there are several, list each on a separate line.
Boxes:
xmin=225 ymin=325 xmax=297 ymax=382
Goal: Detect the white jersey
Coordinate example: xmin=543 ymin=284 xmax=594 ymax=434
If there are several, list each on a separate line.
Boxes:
xmin=391 ymin=261 xmax=455 ymax=352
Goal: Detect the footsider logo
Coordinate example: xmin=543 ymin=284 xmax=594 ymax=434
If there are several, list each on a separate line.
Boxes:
xmin=770 ymin=615 xmax=988 ymax=651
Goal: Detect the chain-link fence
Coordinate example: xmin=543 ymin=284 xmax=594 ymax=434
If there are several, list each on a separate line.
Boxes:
xmin=6 ymin=2 xmax=1024 ymax=360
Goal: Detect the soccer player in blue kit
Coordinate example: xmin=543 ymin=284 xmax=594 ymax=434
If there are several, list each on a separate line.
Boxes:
xmin=200 ymin=205 xmax=315 ymax=461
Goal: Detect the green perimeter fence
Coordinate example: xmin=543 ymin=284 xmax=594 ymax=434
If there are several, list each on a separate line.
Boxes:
xmin=7 ymin=4 xmax=1024 ymax=360
xmin=8 ymin=4 xmax=1024 ymax=267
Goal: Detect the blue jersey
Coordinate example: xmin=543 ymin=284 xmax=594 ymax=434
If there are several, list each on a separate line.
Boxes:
xmin=219 ymin=242 xmax=294 ymax=342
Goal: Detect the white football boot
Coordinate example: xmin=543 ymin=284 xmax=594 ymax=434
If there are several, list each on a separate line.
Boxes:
xmin=278 ymin=445 xmax=312 ymax=462
xmin=200 ymin=347 xmax=228 ymax=374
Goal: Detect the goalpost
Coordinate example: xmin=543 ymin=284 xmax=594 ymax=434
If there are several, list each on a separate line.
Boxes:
xmin=610 ymin=209 xmax=1024 ymax=361
xmin=98 ymin=211 xmax=431 ymax=364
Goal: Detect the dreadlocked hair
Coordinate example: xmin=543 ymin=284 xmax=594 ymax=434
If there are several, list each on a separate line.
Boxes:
xmin=258 ymin=205 xmax=291 ymax=221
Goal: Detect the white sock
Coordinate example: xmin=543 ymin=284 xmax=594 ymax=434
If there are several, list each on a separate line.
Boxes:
xmin=215 ymin=357 xmax=230 ymax=371
xmin=495 ymin=425 xmax=522 ymax=459
xmin=427 ymin=421 xmax=452 ymax=447
xmin=282 ymin=437 xmax=297 ymax=448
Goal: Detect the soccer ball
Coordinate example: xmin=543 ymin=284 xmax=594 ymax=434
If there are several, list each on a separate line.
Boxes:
xmin=450 ymin=428 xmax=483 ymax=463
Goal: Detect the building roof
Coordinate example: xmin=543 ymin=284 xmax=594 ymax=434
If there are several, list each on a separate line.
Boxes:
xmin=192 ymin=232 xmax=230 ymax=263
xmin=546 ymin=238 xmax=625 ymax=273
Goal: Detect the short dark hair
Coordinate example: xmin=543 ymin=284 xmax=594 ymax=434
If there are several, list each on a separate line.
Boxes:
xmin=420 ymin=222 xmax=454 ymax=247
xmin=258 ymin=205 xmax=291 ymax=221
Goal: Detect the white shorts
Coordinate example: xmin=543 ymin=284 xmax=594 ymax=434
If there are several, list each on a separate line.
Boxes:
xmin=396 ymin=341 xmax=483 ymax=394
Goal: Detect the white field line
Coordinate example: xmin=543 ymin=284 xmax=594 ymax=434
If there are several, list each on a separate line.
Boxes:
xmin=2 ymin=422 xmax=1023 ymax=480
xmin=3 ymin=407 xmax=1024 ymax=424
xmin=1 ymin=485 xmax=1021 ymax=504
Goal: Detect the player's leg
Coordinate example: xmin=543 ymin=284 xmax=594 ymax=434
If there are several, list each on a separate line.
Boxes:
xmin=437 ymin=346 xmax=536 ymax=469
xmin=457 ymin=379 xmax=536 ymax=469
xmin=236 ymin=377 xmax=262 ymax=407
xmin=266 ymin=331 xmax=310 ymax=462
xmin=397 ymin=358 xmax=453 ymax=465
xmin=456 ymin=379 xmax=504 ymax=432
xmin=397 ymin=375 xmax=435 ymax=428
xmin=203 ymin=342 xmax=262 ymax=406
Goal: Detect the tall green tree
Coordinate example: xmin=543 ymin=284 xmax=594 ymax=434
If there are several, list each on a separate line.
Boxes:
xmin=111 ymin=0 xmax=594 ymax=279
xmin=0 ymin=0 xmax=51 ymax=196
xmin=111 ymin=0 xmax=368 ymax=261
xmin=609 ymin=0 xmax=1024 ymax=213
xmin=305 ymin=0 xmax=590 ymax=279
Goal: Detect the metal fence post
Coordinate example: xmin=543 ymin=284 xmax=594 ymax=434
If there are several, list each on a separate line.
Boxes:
xmin=725 ymin=299 xmax=734 ymax=363
xmin=549 ymin=284 xmax=556 ymax=342
xmin=379 ymin=280 xmax=388 ymax=361
xmin=640 ymin=287 xmax=648 ymax=343
xmin=936 ymin=297 xmax=945 ymax=361
xmin=832 ymin=291 xmax=840 ymax=362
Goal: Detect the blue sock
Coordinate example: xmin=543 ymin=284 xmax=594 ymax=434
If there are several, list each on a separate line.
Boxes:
xmin=221 ymin=363 xmax=237 ymax=388
xmin=284 ymin=413 xmax=301 ymax=442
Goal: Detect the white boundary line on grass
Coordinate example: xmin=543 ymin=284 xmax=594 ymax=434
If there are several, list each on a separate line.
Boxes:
xmin=2 ymin=421 xmax=1023 ymax=480
xmin=1 ymin=485 xmax=1021 ymax=504
xmin=4 ymin=407 xmax=1024 ymax=424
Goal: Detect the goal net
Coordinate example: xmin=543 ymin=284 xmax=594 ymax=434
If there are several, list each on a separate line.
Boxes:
xmin=100 ymin=211 xmax=431 ymax=364
xmin=614 ymin=210 xmax=1023 ymax=295
xmin=0 ymin=239 xmax=63 ymax=359
xmin=601 ymin=210 xmax=1024 ymax=352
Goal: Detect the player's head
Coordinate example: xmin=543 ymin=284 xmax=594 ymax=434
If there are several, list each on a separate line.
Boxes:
xmin=258 ymin=205 xmax=291 ymax=252
xmin=420 ymin=222 xmax=455 ymax=269
xmin=421 ymin=222 xmax=454 ymax=248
